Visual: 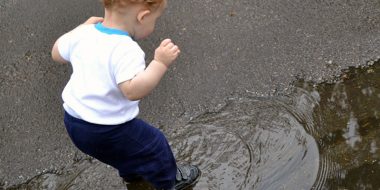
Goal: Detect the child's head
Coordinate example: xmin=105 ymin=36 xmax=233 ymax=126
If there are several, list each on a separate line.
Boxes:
xmin=102 ymin=0 xmax=167 ymax=39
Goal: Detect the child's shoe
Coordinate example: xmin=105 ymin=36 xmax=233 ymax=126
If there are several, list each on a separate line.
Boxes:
xmin=174 ymin=164 xmax=201 ymax=190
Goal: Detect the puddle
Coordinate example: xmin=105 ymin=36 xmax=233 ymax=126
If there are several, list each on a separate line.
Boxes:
xmin=3 ymin=60 xmax=380 ymax=190
xmin=297 ymin=60 xmax=380 ymax=189
xmin=171 ymin=96 xmax=319 ymax=190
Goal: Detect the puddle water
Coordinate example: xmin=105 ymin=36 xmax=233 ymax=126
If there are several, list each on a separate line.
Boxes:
xmin=297 ymin=60 xmax=380 ymax=189
xmin=4 ymin=60 xmax=380 ymax=190
xmin=171 ymin=97 xmax=319 ymax=190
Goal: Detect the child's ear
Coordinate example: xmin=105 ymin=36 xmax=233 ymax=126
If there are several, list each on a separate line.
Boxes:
xmin=137 ymin=10 xmax=151 ymax=23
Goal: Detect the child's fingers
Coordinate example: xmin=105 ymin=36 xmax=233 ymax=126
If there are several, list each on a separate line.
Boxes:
xmin=169 ymin=46 xmax=180 ymax=55
xmin=171 ymin=46 xmax=181 ymax=54
xmin=160 ymin=39 xmax=172 ymax=47
xmin=170 ymin=45 xmax=179 ymax=51
xmin=165 ymin=43 xmax=175 ymax=50
xmin=92 ymin=17 xmax=104 ymax=23
xmin=174 ymin=50 xmax=180 ymax=59
xmin=84 ymin=16 xmax=104 ymax=24
xmin=173 ymin=47 xmax=180 ymax=55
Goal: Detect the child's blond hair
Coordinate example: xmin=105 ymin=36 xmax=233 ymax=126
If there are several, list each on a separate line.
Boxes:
xmin=102 ymin=0 xmax=164 ymax=10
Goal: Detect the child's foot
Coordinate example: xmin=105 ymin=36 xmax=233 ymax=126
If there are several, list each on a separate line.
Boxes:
xmin=174 ymin=164 xmax=201 ymax=190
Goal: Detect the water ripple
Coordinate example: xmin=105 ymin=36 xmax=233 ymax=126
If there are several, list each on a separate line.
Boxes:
xmin=170 ymin=97 xmax=320 ymax=190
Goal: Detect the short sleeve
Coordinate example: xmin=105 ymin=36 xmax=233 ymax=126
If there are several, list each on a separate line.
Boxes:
xmin=113 ymin=50 xmax=146 ymax=84
xmin=57 ymin=32 xmax=73 ymax=62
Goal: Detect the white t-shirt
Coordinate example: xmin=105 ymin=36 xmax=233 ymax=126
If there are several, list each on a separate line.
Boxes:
xmin=58 ymin=23 xmax=146 ymax=125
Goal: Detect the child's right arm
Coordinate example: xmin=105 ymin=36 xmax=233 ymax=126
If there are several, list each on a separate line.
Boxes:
xmin=51 ymin=40 xmax=69 ymax=64
xmin=118 ymin=39 xmax=180 ymax=101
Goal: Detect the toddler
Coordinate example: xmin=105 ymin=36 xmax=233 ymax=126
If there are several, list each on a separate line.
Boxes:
xmin=51 ymin=0 xmax=200 ymax=189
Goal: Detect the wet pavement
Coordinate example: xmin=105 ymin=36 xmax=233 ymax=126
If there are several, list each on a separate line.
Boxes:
xmin=1 ymin=0 xmax=380 ymax=189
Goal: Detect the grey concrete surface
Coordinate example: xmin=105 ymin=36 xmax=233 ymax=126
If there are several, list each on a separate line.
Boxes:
xmin=0 ymin=0 xmax=379 ymax=188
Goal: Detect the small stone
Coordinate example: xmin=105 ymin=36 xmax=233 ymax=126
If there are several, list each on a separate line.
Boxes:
xmin=229 ymin=10 xmax=237 ymax=17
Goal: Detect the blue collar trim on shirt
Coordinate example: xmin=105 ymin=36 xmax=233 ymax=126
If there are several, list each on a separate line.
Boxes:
xmin=95 ymin=23 xmax=130 ymax=36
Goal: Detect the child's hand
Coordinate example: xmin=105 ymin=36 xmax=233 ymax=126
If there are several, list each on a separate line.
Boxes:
xmin=83 ymin=17 xmax=104 ymax=25
xmin=154 ymin=39 xmax=180 ymax=68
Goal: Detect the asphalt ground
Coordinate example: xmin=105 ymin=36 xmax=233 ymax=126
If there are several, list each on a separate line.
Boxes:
xmin=0 ymin=0 xmax=379 ymax=187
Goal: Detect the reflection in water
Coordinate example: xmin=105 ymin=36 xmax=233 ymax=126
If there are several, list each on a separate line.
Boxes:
xmin=300 ymin=61 xmax=380 ymax=189
xmin=5 ymin=61 xmax=380 ymax=190
xmin=343 ymin=112 xmax=362 ymax=148
xmin=370 ymin=141 xmax=378 ymax=154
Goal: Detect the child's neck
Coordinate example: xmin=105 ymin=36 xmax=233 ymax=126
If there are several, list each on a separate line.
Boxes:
xmin=102 ymin=9 xmax=136 ymax=37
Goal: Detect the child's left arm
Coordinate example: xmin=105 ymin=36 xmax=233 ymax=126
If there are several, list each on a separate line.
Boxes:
xmin=51 ymin=17 xmax=104 ymax=64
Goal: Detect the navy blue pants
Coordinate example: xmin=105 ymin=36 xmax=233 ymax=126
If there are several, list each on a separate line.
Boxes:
xmin=64 ymin=112 xmax=177 ymax=189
